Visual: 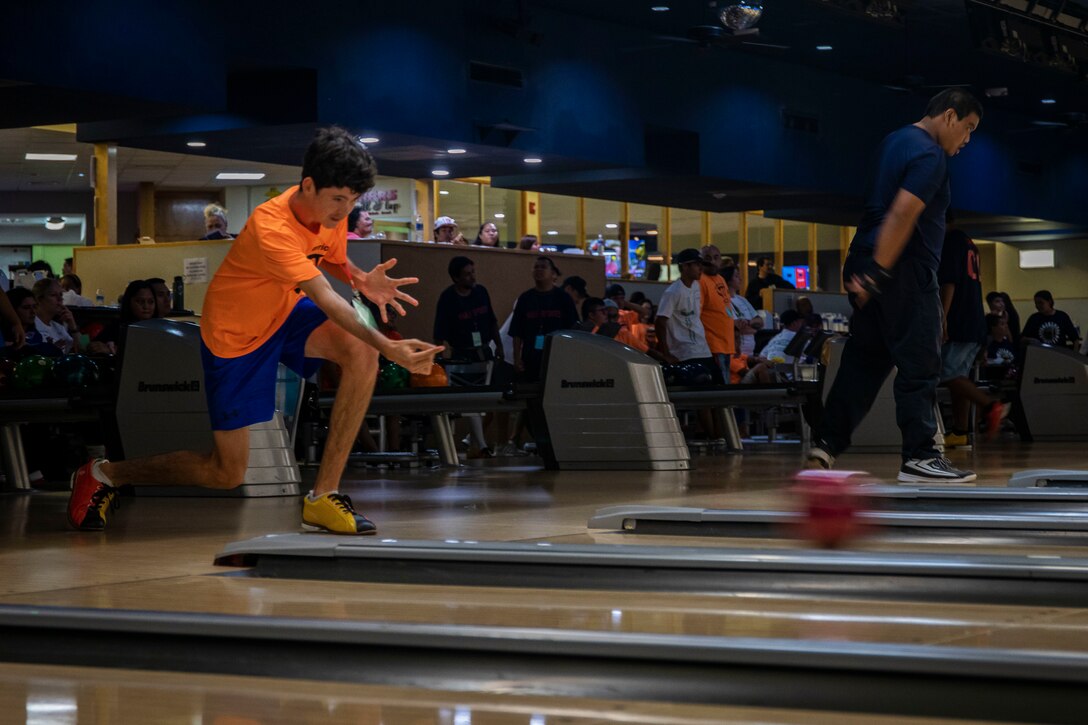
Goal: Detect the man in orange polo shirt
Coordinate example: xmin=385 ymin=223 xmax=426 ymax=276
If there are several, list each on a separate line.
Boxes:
xmin=698 ymin=245 xmax=735 ymax=383
xmin=67 ymin=127 xmax=441 ymax=535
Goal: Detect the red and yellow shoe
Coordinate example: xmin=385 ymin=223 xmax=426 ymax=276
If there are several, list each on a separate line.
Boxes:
xmin=301 ymin=492 xmax=377 ymax=535
xmin=67 ymin=458 xmax=118 ymax=531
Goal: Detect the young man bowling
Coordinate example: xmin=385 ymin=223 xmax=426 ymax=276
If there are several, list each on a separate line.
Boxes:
xmin=68 ymin=127 xmax=441 ymax=534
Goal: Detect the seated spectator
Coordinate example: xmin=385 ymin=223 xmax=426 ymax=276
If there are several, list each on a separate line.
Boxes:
xmin=146 ymin=277 xmax=172 ymax=317
xmin=985 ymin=313 xmax=1015 ymax=367
xmin=562 ymin=276 xmax=588 ymax=320
xmin=346 ymin=206 xmax=374 ymax=240
xmin=795 ymin=295 xmax=814 ymax=318
xmin=63 ymin=257 xmax=74 ymax=277
xmin=722 ymin=265 xmax=761 ymax=357
xmin=433 ymin=216 xmax=458 ymax=244
xmin=605 ymin=283 xmax=642 ymax=329
xmin=581 ymin=297 xmax=608 ymax=332
xmin=59 ymin=274 xmax=95 ymax=307
xmin=32 ymin=278 xmax=79 ymax=353
xmin=518 ymin=235 xmax=540 ymax=251
xmin=451 ymin=231 xmax=469 ymax=246
xmin=86 ymin=280 xmax=157 ymax=356
xmin=473 ymin=222 xmax=501 ymax=248
xmin=6 ymin=288 xmax=49 ymax=353
xmin=759 ymin=310 xmax=804 ymax=363
xmin=986 ymin=291 xmax=1020 ymax=346
xmin=28 ymin=259 xmax=55 ymax=280
xmin=200 ymin=204 xmax=234 ymax=240
xmin=1022 ymin=289 xmax=1081 ymax=350
xmin=509 ymin=256 xmax=578 ymax=382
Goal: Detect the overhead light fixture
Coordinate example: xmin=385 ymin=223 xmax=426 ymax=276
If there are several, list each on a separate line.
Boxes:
xmin=494 ymin=213 xmax=506 ymax=219
xmin=605 ymin=223 xmax=618 ymax=229
xmin=720 ymin=1 xmax=763 ymax=31
xmin=431 ymin=169 xmax=450 ymax=177
xmin=646 ymin=229 xmax=659 ymax=235
xmin=523 ymin=157 xmax=543 ymax=164
xmin=359 ymin=136 xmax=380 ymax=144
xmin=447 ymin=148 xmax=466 ymax=154
xmin=44 ymin=216 xmax=66 ymax=231
xmin=1019 ymin=249 xmax=1055 ymax=269
xmin=1041 ymin=98 xmax=1057 ymax=104
xmin=816 ymin=45 xmax=833 ymax=51
xmin=439 ymin=190 xmax=450 ymax=195
xmin=186 ymin=141 xmax=207 ymax=148
xmin=216 ymin=172 xmax=266 ymax=180
xmin=546 ymin=230 xmax=559 ymax=235
xmin=651 ymin=5 xmax=670 ymax=11
xmin=25 ymin=153 xmax=77 ymax=161
xmin=77 ymin=172 xmax=85 ymax=177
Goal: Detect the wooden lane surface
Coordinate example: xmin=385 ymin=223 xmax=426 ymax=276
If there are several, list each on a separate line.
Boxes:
xmin=0 ymin=662 xmax=1013 ymax=725
xmin=5 ymin=574 xmax=1088 ymax=653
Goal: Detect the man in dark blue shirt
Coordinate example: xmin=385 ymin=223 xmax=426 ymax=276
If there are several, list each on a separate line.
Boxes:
xmin=807 ymin=88 xmax=983 ymax=483
xmin=433 ymin=256 xmax=503 ymax=362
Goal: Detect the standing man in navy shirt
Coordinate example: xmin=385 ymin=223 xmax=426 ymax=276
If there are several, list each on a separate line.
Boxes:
xmin=807 ymin=89 xmax=983 ymax=483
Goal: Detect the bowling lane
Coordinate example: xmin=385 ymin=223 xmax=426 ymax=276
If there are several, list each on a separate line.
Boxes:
xmin=0 ymin=662 xmax=1004 ymax=725
xmin=5 ymin=574 xmax=1088 ymax=653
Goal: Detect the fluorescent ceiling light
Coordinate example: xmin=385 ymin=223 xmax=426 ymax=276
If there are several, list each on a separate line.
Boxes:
xmin=1041 ymin=98 xmax=1057 ymax=104
xmin=651 ymin=5 xmax=670 ymax=11
xmin=431 ymin=169 xmax=450 ymax=177
xmin=546 ymin=230 xmax=559 ymax=235
xmin=646 ymin=229 xmax=659 ymax=235
xmin=816 ymin=45 xmax=833 ymax=51
xmin=439 ymin=190 xmax=450 ymax=195
xmin=45 ymin=216 xmax=66 ymax=231
xmin=605 ymin=223 xmax=618 ymax=229
xmin=186 ymin=141 xmax=207 ymax=148
xmin=447 ymin=148 xmax=466 ymax=154
xmin=494 ymin=213 xmax=506 ymax=219
xmin=1019 ymin=249 xmax=1055 ymax=269
xmin=359 ymin=136 xmax=380 ymax=144
xmin=523 ymin=157 xmax=543 ymax=164
xmin=216 ymin=172 xmax=266 ymax=180
xmin=25 ymin=153 xmax=77 ymax=161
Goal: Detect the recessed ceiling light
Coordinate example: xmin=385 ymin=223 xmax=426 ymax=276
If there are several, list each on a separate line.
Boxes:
xmin=1041 ymin=98 xmax=1057 ymax=104
xmin=431 ymin=169 xmax=450 ymax=177
xmin=646 ymin=229 xmax=659 ymax=235
xmin=605 ymin=223 xmax=618 ymax=229
xmin=186 ymin=141 xmax=207 ymax=148
xmin=523 ymin=157 xmax=543 ymax=164
xmin=25 ymin=153 xmax=77 ymax=161
xmin=44 ymin=216 xmax=66 ymax=231
xmin=546 ymin=230 xmax=559 ymax=235
xmin=77 ymin=172 xmax=85 ymax=177
xmin=359 ymin=136 xmax=380 ymax=144
xmin=215 ymin=172 xmax=266 ymax=180
xmin=494 ymin=213 xmax=506 ymax=219
xmin=447 ymin=148 xmax=466 ymax=154
xmin=439 ymin=190 xmax=450 ymax=195
xmin=816 ymin=45 xmax=833 ymax=51
xmin=651 ymin=5 xmax=670 ymax=11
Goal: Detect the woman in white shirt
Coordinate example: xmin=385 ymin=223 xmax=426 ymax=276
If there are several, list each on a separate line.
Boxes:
xmin=724 ymin=265 xmax=762 ymax=356
xmin=32 ymin=278 xmax=79 ymax=354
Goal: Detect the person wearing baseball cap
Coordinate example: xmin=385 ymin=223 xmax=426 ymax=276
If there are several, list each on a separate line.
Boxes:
xmin=433 ymin=216 xmax=457 ymax=244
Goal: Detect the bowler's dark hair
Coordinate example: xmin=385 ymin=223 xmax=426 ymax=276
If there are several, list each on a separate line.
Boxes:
xmin=582 ymin=297 xmax=604 ymax=319
xmin=779 ymin=309 xmax=801 ymax=327
xmin=301 ymin=126 xmax=377 ymax=194
xmin=448 ymin=256 xmax=473 ymax=281
xmin=1034 ymin=289 xmax=1054 ymax=305
xmin=925 ymin=88 xmax=983 ymax=121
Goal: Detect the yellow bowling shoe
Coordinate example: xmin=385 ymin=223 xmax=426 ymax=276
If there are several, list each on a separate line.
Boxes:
xmin=301 ymin=492 xmax=377 ymax=535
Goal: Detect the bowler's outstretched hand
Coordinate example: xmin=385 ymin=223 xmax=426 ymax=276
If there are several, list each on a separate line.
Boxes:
xmin=357 ymin=258 xmax=419 ymax=322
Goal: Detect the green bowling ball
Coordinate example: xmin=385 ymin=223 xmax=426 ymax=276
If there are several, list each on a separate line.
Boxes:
xmin=13 ymin=355 xmax=54 ymax=390
xmin=377 ymin=362 xmax=410 ymax=391
xmin=52 ymin=353 xmax=101 ymax=389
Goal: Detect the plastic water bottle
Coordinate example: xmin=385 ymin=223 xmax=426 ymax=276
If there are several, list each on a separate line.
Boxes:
xmin=414 ymin=214 xmax=424 ymax=243
xmin=172 ymin=275 xmax=185 ymax=312
xmin=95 ymin=288 xmax=105 ymax=306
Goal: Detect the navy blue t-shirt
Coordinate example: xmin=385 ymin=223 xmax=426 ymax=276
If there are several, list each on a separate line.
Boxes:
xmin=938 ymin=229 xmax=985 ymax=344
xmin=851 ymin=125 xmax=950 ymax=271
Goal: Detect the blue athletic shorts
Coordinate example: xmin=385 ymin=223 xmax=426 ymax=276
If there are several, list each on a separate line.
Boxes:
xmin=940 ymin=341 xmax=981 ymax=383
xmin=200 ymin=297 xmax=328 ymax=430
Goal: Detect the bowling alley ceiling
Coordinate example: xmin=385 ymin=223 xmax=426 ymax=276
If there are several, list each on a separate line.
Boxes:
xmin=1 ymin=0 xmax=1087 ymax=230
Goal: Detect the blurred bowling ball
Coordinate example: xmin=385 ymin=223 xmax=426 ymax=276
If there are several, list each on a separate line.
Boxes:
xmin=0 ymin=357 xmax=16 ymax=389
xmin=792 ymin=470 xmax=869 ymax=548
xmin=410 ymin=363 xmax=449 ymax=388
xmin=52 ymin=353 xmax=101 ymax=389
xmin=12 ymin=355 xmax=53 ymax=390
xmin=377 ymin=362 xmax=410 ymax=391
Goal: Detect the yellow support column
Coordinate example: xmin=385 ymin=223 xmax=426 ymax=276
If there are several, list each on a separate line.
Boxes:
xmin=662 ymin=207 xmax=672 ymax=281
xmin=620 ymin=202 xmax=630 ymax=278
xmin=840 ymin=226 xmax=851 ymax=292
xmin=576 ymin=197 xmax=586 ymax=250
xmin=520 ymin=191 xmax=540 ymax=240
xmin=807 ymin=222 xmax=817 ymax=291
xmin=738 ymin=212 xmax=749 ymax=291
xmin=137 ymin=182 xmax=155 ymax=241
xmin=774 ymin=218 xmax=785 ymax=273
xmin=413 ymin=180 xmax=432 ymax=241
xmin=701 ymin=211 xmax=711 ymax=248
xmin=93 ymin=143 xmax=117 ymax=246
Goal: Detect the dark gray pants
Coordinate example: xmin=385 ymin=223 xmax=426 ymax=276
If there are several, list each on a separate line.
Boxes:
xmin=817 ymin=253 xmax=942 ymax=461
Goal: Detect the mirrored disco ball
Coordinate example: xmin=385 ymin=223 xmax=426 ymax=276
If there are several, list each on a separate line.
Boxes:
xmin=720 ymin=1 xmax=763 ymax=31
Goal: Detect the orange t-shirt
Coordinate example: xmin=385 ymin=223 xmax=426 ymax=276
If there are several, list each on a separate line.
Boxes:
xmin=617 ymin=323 xmax=649 ymax=352
xmin=618 ymin=308 xmax=640 ymax=328
xmin=698 ymin=272 xmax=735 ymax=355
xmin=201 ymin=186 xmax=347 ymax=357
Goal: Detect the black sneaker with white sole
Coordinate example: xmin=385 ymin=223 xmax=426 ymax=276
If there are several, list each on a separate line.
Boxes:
xmin=897 ymin=457 xmax=977 ymax=483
